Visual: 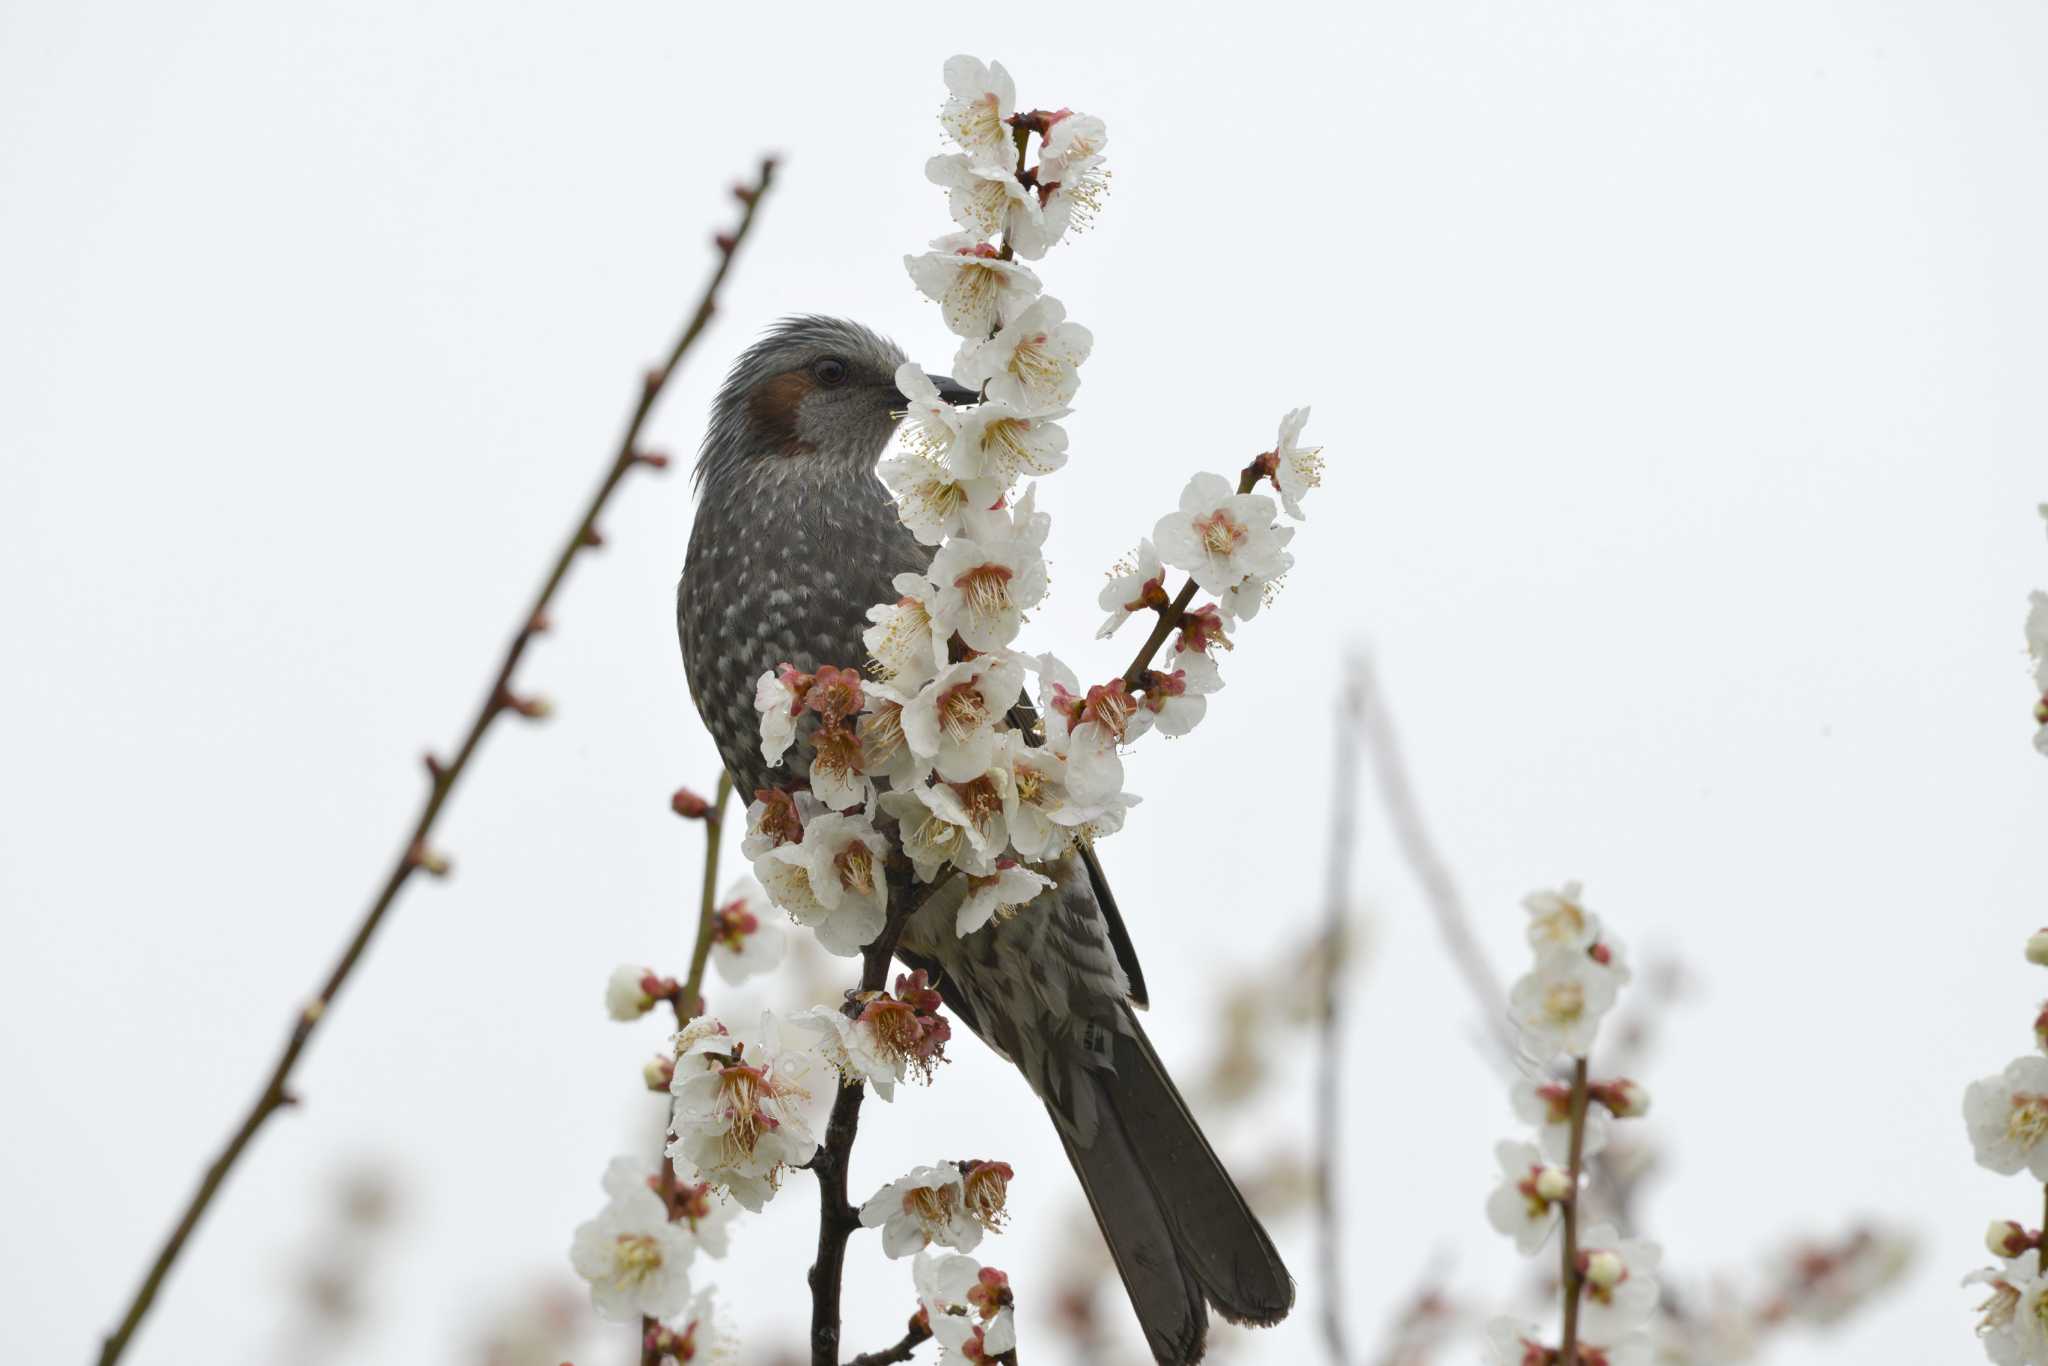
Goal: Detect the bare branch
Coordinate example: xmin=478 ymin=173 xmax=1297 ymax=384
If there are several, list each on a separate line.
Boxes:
xmin=95 ymin=156 xmax=779 ymax=1366
xmin=1354 ymin=653 xmax=1515 ymax=1058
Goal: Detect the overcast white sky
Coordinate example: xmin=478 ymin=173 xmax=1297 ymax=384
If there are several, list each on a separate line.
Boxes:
xmin=6 ymin=2 xmax=2048 ymax=1363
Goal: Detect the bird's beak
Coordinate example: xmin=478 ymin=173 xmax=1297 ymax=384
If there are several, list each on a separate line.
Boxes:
xmin=927 ymin=375 xmax=982 ymax=406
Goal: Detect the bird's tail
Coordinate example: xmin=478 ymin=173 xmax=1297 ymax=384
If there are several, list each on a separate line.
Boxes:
xmin=1050 ymin=1003 xmax=1295 ymax=1365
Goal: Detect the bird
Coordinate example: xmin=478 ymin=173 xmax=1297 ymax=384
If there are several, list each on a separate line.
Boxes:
xmin=676 ymin=315 xmax=1294 ymax=1363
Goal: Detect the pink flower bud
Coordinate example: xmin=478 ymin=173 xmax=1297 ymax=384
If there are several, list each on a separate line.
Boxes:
xmin=1989 ymin=1219 xmax=2040 ymax=1258
xmin=671 ymin=786 xmax=712 ymax=819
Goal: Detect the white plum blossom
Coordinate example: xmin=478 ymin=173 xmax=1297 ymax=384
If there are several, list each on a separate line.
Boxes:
xmin=667 ymin=1178 xmax=738 ymax=1260
xmin=856 ymin=682 xmax=931 ymax=789
xmin=1038 ymin=653 xmax=1152 ymax=806
xmin=916 ymin=1250 xmax=1017 ymax=1363
xmin=927 ymin=492 xmax=1051 ymax=651
xmin=568 ymin=1156 xmax=696 ymax=1322
xmin=1525 ymin=881 xmax=1599 ymax=955
xmin=667 ymin=1012 xmax=829 ymax=1211
xmin=1097 ymin=539 xmax=1166 ymax=639
xmin=606 ymin=964 xmax=661 ymax=1021
xmin=1041 ymin=111 xmax=1107 ymax=172
xmin=860 ymin=1163 xmax=982 ymax=1257
xmin=880 ymin=450 xmax=998 ymax=550
xmin=926 ymin=154 xmax=1039 ymax=243
xmin=879 ymin=783 xmax=1001 ymax=882
xmin=650 ymin=1287 xmax=736 ymax=1364
xmin=1152 ymin=472 xmax=1290 ymax=598
xmin=753 ymin=667 xmax=801 ymax=764
xmin=904 ymin=235 xmax=1042 ymax=340
xmin=1271 ymin=406 xmax=1324 ymax=519
xmin=793 ymin=1004 xmax=899 ymax=1101
xmin=939 ymin=56 xmax=1016 ymax=169
xmin=904 ymin=654 xmax=1027 ymax=783
xmin=1965 ymin=1260 xmax=2034 ymax=1365
xmin=739 ymin=787 xmax=822 ymax=861
xmin=2029 ymin=591 xmax=2048 ymax=691
xmin=1484 ymin=1139 xmax=1570 ymax=1255
xmin=954 ymin=295 xmax=1092 ymax=415
xmin=754 ymin=811 xmax=890 ymax=957
xmin=1007 ymin=153 xmax=1106 ymax=260
xmin=1219 ymin=531 xmax=1292 ymax=622
xmin=948 ymin=401 xmax=1070 ymax=486
xmin=1511 ymin=1075 xmax=1612 ymax=1164
xmin=707 ymin=876 xmax=785 ymax=985
xmin=863 ymin=571 xmax=951 ymax=687
xmin=956 ymin=860 xmax=1055 ymax=936
xmin=1965 ymin=1055 xmax=2048 ymax=1180
xmin=994 ymin=730 xmax=1097 ymax=860
xmin=1142 ymin=646 xmax=1222 ymax=738
xmin=1509 ymin=947 xmax=1622 ymax=1059
xmin=1575 ymin=1223 xmax=1663 ymax=1345
xmin=1484 ymin=1318 xmax=1547 ymax=1366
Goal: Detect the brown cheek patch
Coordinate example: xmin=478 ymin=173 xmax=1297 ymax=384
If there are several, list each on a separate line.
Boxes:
xmin=749 ymin=371 xmax=818 ymax=457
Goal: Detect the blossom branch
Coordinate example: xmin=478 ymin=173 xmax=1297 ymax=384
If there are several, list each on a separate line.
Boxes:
xmin=1557 ymin=1057 xmax=1592 ymax=1366
xmin=1116 ymin=466 xmax=1260 ymax=693
xmin=807 ymin=873 xmax=952 ymax=1366
xmin=94 ymin=156 xmax=778 ymax=1366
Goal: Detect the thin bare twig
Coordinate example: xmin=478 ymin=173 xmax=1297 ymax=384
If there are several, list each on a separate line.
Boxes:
xmin=1353 ymin=653 xmax=1515 ymax=1059
xmin=644 ymin=772 xmax=737 ymax=1366
xmin=1316 ymin=672 xmax=1365 ymax=1365
xmin=680 ymin=774 xmax=737 ymax=1009
xmin=95 ymin=157 xmax=778 ymax=1366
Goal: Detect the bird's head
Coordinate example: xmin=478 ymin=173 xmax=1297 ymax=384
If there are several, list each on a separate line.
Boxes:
xmin=696 ymin=315 xmax=976 ymax=486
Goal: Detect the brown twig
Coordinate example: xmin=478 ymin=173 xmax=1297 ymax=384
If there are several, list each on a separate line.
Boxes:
xmin=94 ymin=156 xmax=779 ymax=1366
xmin=845 ymin=1320 xmax=934 ymax=1365
xmin=1315 ymin=672 xmax=1365 ymax=1365
xmin=679 ymin=773 xmax=737 ymax=1009
xmin=1352 ymin=653 xmax=1516 ymax=1060
xmin=1557 ymin=1058 xmax=1591 ymax=1366
xmin=644 ymin=771 xmax=738 ymax=1366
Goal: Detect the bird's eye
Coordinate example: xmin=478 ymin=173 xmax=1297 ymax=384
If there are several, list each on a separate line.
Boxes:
xmin=813 ymin=357 xmax=849 ymax=386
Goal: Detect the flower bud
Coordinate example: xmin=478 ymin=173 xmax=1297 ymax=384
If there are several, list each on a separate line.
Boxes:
xmin=2028 ymin=930 xmax=2048 ymax=967
xmin=642 ymin=1055 xmax=676 ymax=1091
xmin=1592 ymin=1078 xmax=1651 ymax=1118
xmin=606 ymin=964 xmax=665 ymax=1021
xmin=671 ymin=786 xmax=712 ymax=819
xmin=1582 ymin=1249 xmax=1625 ymax=1289
xmin=1533 ymin=1167 xmax=1573 ymax=1203
xmin=1989 ymin=1219 xmax=2039 ymax=1258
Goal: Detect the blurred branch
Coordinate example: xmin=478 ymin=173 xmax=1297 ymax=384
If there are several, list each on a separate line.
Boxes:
xmin=1354 ymin=653 xmax=1514 ymax=1059
xmin=1315 ymin=671 xmax=1365 ymax=1366
xmin=94 ymin=156 xmax=779 ymax=1366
